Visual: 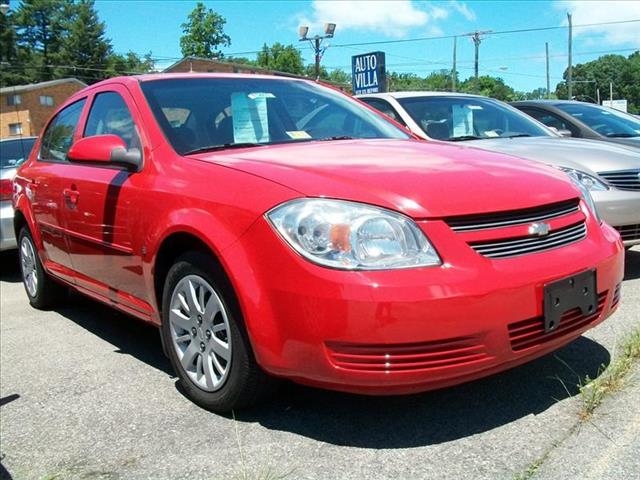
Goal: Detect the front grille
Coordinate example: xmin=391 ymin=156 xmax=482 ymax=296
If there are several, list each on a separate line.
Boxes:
xmin=446 ymin=199 xmax=580 ymax=232
xmin=326 ymin=336 xmax=490 ymax=373
xmin=615 ymin=224 xmax=640 ymax=242
xmin=508 ymin=291 xmax=608 ymax=351
xmin=469 ymin=221 xmax=586 ymax=259
xmin=598 ymin=169 xmax=640 ymax=191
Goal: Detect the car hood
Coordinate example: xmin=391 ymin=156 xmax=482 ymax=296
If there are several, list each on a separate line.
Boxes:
xmin=463 ymin=136 xmax=640 ymax=176
xmin=193 ymin=139 xmax=578 ymax=219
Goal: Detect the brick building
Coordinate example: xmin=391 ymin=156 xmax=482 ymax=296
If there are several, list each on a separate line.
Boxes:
xmin=163 ymin=56 xmax=350 ymax=91
xmin=0 ymin=78 xmax=86 ymax=139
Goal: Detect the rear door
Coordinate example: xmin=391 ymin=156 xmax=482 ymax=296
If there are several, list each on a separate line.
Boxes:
xmin=61 ymin=85 xmax=151 ymax=315
xmin=29 ymin=99 xmax=86 ymax=283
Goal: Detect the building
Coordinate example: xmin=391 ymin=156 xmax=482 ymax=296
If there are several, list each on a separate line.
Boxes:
xmin=0 ymin=78 xmax=87 ymax=139
xmin=163 ymin=56 xmax=350 ymax=91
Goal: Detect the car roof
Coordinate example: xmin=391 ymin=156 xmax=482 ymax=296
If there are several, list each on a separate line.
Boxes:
xmin=356 ymin=91 xmax=487 ymax=99
xmin=511 ymin=100 xmax=594 ymax=107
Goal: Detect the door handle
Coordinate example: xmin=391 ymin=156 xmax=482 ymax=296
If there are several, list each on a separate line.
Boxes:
xmin=63 ymin=186 xmax=79 ymax=207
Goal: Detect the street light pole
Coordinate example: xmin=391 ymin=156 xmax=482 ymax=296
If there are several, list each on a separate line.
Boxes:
xmin=299 ymin=23 xmax=336 ymax=81
xmin=452 ymin=36 xmax=457 ymax=92
xmin=545 ymin=42 xmax=550 ymax=99
xmin=567 ymin=13 xmax=573 ymax=99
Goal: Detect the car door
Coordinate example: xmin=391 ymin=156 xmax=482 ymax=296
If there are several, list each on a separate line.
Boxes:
xmin=61 ymin=86 xmax=151 ymax=314
xmin=29 ymin=98 xmax=87 ymax=283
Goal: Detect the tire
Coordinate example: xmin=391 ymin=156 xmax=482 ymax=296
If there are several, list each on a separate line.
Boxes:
xmin=161 ymin=251 xmax=277 ymax=412
xmin=18 ymin=227 xmax=67 ymax=309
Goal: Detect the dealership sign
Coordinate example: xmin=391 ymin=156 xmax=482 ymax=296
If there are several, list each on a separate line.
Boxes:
xmin=351 ymin=51 xmax=386 ymax=95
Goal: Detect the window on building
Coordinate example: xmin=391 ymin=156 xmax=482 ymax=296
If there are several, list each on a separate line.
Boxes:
xmin=8 ymin=123 xmax=23 ymax=136
xmin=40 ymin=95 xmax=54 ymax=106
xmin=6 ymin=95 xmax=21 ymax=106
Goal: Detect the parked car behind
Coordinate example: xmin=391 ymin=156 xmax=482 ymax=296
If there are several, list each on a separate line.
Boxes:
xmin=512 ymin=100 xmax=640 ymax=150
xmin=357 ymin=92 xmax=640 ymax=246
xmin=14 ymin=75 xmax=624 ymax=411
xmin=1 ymin=136 xmax=37 ymax=251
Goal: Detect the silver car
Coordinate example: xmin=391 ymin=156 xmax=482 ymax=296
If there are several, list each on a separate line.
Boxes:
xmin=357 ymin=92 xmax=640 ymax=246
xmin=1 ymin=137 xmax=37 ymax=251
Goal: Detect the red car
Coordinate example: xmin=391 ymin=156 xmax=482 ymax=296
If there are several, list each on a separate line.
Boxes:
xmin=13 ymin=74 xmax=624 ymax=411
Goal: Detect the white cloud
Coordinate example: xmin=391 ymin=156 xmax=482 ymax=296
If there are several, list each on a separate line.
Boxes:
xmin=297 ymin=1 xmax=429 ymax=38
xmin=556 ymin=1 xmax=640 ymax=45
xmin=295 ymin=1 xmax=477 ymax=38
xmin=449 ymin=1 xmax=477 ymax=21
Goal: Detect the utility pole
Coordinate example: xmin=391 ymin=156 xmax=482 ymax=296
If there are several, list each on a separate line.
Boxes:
xmin=545 ymin=42 xmax=550 ymax=99
xmin=314 ymin=37 xmax=321 ymax=79
xmin=452 ymin=36 xmax=457 ymax=92
xmin=567 ymin=13 xmax=573 ymax=99
xmin=461 ymin=30 xmax=493 ymax=83
xmin=610 ymin=81 xmax=613 ymax=102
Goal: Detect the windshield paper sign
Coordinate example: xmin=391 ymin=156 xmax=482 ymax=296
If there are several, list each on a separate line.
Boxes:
xmin=231 ymin=92 xmax=270 ymax=143
xmin=352 ymin=52 xmax=386 ymax=95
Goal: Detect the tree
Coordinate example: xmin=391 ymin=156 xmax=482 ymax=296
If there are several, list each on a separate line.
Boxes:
xmin=59 ymin=0 xmax=112 ymax=83
xmin=256 ymin=42 xmax=304 ymax=75
xmin=556 ymin=52 xmax=640 ymax=113
xmin=0 ymin=10 xmax=33 ymax=86
xmin=106 ymin=51 xmax=155 ymax=77
xmin=460 ymin=76 xmax=515 ymax=101
xmin=12 ymin=0 xmax=68 ymax=81
xmin=179 ymin=2 xmax=230 ymax=59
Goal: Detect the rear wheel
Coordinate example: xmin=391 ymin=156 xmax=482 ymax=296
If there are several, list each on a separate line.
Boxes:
xmin=18 ymin=227 xmax=66 ymax=309
xmin=161 ymin=252 xmax=277 ymax=411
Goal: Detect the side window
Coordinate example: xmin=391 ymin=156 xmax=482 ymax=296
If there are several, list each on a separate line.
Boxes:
xmin=361 ymin=98 xmax=407 ymax=126
xmin=523 ymin=108 xmax=576 ymax=135
xmin=39 ymin=99 xmax=86 ymax=163
xmin=84 ymin=92 xmax=141 ymax=150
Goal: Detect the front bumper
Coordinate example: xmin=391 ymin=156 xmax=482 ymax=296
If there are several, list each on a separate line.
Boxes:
xmin=592 ymin=189 xmax=640 ymax=246
xmin=223 ymin=215 xmax=624 ymax=395
xmin=0 ymin=201 xmax=17 ymax=251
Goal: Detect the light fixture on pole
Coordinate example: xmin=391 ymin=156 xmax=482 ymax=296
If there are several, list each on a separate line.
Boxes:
xmin=0 ymin=1 xmax=10 ymax=15
xmin=299 ymin=23 xmax=337 ymax=80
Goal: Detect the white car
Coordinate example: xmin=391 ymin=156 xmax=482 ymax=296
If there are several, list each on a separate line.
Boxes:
xmin=357 ymin=92 xmax=640 ymax=246
xmin=1 ymin=137 xmax=37 ymax=251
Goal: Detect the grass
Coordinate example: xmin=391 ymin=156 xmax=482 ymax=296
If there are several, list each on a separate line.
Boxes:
xmin=578 ymin=328 xmax=640 ymax=421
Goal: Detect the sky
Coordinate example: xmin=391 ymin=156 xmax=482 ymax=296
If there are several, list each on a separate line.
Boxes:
xmin=95 ymin=0 xmax=640 ymax=92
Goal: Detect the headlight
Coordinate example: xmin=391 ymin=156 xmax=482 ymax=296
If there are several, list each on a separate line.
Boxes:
xmin=560 ymin=168 xmax=602 ymax=223
xmin=559 ymin=167 xmax=608 ymax=191
xmin=267 ymin=198 xmax=441 ymax=270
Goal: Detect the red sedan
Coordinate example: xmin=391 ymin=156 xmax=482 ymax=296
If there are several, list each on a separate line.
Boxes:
xmin=13 ymin=74 xmax=624 ymax=411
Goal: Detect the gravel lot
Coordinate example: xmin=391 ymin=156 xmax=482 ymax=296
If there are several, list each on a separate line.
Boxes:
xmin=1 ymin=247 xmax=639 ymax=480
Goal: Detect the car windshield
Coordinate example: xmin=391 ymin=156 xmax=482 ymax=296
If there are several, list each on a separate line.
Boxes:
xmin=140 ymin=77 xmax=409 ymax=154
xmin=555 ymin=103 xmax=640 ymax=138
xmin=0 ymin=138 xmax=36 ymax=169
xmin=396 ymin=96 xmax=552 ymax=141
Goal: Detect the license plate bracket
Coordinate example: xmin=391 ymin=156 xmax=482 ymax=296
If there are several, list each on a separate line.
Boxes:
xmin=543 ymin=269 xmax=597 ymax=333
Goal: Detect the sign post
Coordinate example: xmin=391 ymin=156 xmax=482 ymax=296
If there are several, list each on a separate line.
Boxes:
xmin=351 ymin=52 xmax=386 ymax=95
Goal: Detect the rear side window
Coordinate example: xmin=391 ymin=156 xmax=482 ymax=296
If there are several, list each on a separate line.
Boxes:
xmin=84 ymin=92 xmax=141 ymax=150
xmin=361 ymin=98 xmax=407 ymax=126
xmin=522 ymin=108 xmax=575 ymax=134
xmin=39 ymin=99 xmax=86 ymax=163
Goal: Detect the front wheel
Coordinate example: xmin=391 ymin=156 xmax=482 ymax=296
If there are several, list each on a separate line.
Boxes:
xmin=161 ymin=252 xmax=277 ymax=411
xmin=18 ymin=227 xmax=66 ymax=309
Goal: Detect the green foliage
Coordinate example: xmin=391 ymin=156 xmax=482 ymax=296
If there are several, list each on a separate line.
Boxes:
xmin=179 ymin=2 xmax=230 ymax=59
xmin=555 ymin=52 xmax=640 ymax=113
xmin=1 ymin=0 xmax=154 ymax=87
xmin=256 ymin=42 xmax=304 ymax=75
xmin=459 ymin=75 xmax=515 ymax=101
xmin=388 ymin=70 xmax=456 ymax=92
xmin=58 ymin=0 xmax=111 ymax=82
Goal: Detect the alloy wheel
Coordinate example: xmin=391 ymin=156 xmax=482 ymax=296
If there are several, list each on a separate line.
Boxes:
xmin=20 ymin=236 xmax=38 ymax=297
xmin=169 ymin=275 xmax=232 ymax=391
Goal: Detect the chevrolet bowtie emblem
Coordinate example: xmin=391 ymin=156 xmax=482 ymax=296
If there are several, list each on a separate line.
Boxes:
xmin=529 ymin=222 xmax=551 ymax=237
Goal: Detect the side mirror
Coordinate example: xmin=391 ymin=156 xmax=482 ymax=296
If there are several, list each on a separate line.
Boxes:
xmin=67 ymin=135 xmax=142 ymax=170
xmin=557 ymin=129 xmax=573 ymax=138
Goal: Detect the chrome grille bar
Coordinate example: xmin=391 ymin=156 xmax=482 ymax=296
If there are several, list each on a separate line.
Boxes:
xmin=598 ymin=169 xmax=640 ymax=191
xmin=470 ymin=222 xmax=587 ymax=259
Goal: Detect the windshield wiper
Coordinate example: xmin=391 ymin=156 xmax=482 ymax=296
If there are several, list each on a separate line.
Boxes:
xmin=183 ymin=143 xmax=265 ymax=155
xmin=318 ymin=135 xmax=354 ymax=141
xmin=448 ymin=135 xmax=484 ymax=142
xmin=503 ymin=133 xmax=532 ymax=138
xmin=606 ymin=133 xmax=640 ymax=138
